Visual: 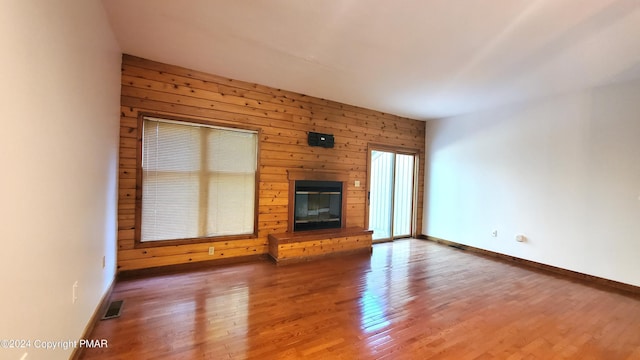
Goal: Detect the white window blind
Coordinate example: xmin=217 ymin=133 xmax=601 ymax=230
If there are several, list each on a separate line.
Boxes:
xmin=141 ymin=118 xmax=257 ymax=242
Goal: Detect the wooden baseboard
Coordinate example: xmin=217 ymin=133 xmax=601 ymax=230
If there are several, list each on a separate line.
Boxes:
xmin=117 ymin=254 xmax=269 ymax=280
xmin=70 ymin=278 xmax=116 ymax=360
xmin=419 ymin=235 xmax=640 ymax=297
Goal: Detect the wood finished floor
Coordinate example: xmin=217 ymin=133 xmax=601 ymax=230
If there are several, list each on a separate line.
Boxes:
xmin=81 ymin=239 xmax=640 ymax=359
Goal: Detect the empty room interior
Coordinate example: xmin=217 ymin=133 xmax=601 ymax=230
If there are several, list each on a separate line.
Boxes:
xmin=2 ymin=1 xmax=640 ymax=359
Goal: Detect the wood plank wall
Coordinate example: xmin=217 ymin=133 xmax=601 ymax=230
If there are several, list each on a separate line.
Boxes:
xmin=117 ymin=54 xmax=426 ymax=272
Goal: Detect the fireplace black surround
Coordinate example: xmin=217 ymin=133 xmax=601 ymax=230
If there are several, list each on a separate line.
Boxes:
xmin=293 ymin=180 xmax=342 ymax=231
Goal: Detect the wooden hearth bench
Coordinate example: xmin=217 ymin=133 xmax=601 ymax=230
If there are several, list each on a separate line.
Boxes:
xmin=268 ymin=227 xmax=373 ymax=264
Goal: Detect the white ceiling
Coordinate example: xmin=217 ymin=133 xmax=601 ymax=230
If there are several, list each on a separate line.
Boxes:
xmin=102 ymin=0 xmax=640 ymax=120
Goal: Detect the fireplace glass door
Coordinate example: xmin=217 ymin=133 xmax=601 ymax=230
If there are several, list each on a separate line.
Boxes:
xmin=294 ymin=180 xmax=342 ymax=231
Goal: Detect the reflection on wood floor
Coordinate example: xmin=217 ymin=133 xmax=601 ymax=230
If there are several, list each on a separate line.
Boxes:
xmin=81 ymin=239 xmax=640 ymax=359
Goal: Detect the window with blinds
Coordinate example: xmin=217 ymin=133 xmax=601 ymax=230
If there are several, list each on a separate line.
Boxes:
xmin=140 ymin=117 xmax=257 ymax=242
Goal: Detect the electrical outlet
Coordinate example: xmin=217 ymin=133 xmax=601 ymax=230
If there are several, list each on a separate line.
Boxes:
xmin=354 ymin=180 xmax=360 ymax=187
xmin=515 ymin=234 xmax=527 ymax=242
xmin=491 ymin=230 xmax=498 ymax=237
xmin=72 ymin=281 xmax=78 ymax=304
xmin=208 ymin=246 xmax=215 ymax=255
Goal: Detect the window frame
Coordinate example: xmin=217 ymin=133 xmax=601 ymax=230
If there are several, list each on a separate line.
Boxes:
xmin=134 ymin=113 xmax=260 ymax=248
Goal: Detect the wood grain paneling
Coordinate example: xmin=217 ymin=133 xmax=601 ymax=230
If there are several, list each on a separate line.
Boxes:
xmin=117 ymin=54 xmax=425 ymax=272
xmin=268 ymin=227 xmax=373 ymax=264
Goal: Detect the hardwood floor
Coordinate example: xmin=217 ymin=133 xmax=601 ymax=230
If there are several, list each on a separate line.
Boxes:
xmin=81 ymin=239 xmax=640 ymax=359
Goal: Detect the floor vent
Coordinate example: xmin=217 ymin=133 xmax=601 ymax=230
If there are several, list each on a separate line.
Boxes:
xmin=102 ymin=300 xmax=124 ymax=320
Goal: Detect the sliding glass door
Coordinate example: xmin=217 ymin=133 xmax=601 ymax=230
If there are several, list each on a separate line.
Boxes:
xmin=369 ymin=151 xmax=394 ymax=240
xmin=392 ymin=154 xmax=415 ymax=238
xmin=368 ymin=148 xmax=417 ymax=242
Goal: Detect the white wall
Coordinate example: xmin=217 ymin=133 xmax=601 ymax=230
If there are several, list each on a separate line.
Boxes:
xmin=424 ymin=78 xmax=640 ymax=287
xmin=0 ymin=1 xmax=120 ymax=359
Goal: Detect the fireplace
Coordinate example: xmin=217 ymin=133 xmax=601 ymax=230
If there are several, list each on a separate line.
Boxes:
xmin=287 ymin=169 xmax=349 ymax=233
xmin=270 ymin=169 xmax=371 ymax=263
xmin=294 ymin=180 xmax=342 ymax=231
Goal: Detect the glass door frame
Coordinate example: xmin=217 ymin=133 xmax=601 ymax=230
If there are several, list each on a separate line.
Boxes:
xmin=365 ymin=144 xmax=420 ymax=242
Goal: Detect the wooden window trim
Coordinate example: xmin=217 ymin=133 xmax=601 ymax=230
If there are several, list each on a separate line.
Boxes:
xmin=134 ymin=112 xmax=261 ymax=248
